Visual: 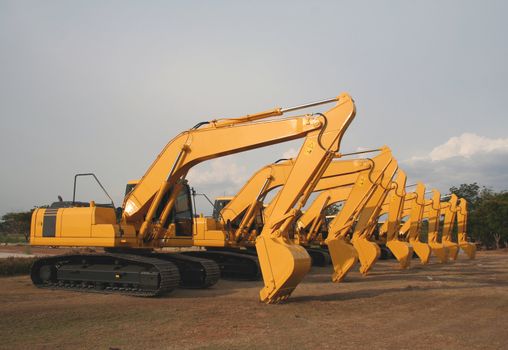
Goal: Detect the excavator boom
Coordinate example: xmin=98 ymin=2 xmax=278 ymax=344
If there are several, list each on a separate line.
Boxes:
xmin=256 ymin=93 xmax=356 ymax=303
xmin=380 ymin=171 xmax=414 ymax=269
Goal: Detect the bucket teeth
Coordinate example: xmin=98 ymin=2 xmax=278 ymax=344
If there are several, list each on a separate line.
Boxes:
xmin=326 ymin=238 xmax=358 ymax=282
xmin=256 ymin=235 xmax=311 ymax=304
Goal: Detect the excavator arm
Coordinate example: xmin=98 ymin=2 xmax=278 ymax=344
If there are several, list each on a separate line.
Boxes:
xmin=399 ymin=183 xmax=432 ymax=264
xmin=349 ymin=157 xmax=398 ymax=275
xmin=325 ymin=147 xmax=395 ymax=282
xmin=127 ymin=113 xmax=324 ymax=240
xmin=254 ymin=94 xmax=356 ymax=303
xmin=440 ymin=194 xmax=460 ymax=260
xmin=424 ymin=190 xmax=449 ymax=263
xmin=221 ymin=157 xmax=372 ymax=243
xmin=457 ymin=199 xmax=476 ymax=259
xmin=380 ymin=171 xmax=414 ymax=269
xmin=296 ymin=186 xmax=354 ymax=245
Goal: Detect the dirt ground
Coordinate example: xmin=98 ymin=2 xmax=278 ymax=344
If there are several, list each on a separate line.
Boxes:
xmin=0 ymin=250 xmax=507 ymax=350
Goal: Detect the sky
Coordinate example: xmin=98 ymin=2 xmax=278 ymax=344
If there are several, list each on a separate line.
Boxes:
xmin=0 ymin=0 xmax=507 ymax=216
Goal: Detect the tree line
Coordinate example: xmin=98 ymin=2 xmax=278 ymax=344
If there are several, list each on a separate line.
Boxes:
xmin=450 ymin=183 xmax=508 ymax=249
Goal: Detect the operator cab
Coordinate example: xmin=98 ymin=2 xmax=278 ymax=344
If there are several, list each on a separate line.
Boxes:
xmin=125 ymin=179 xmax=194 ymax=236
xmin=212 ymin=197 xmax=232 ymax=221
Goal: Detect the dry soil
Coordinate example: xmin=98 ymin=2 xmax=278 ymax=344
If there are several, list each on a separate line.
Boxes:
xmin=0 ymin=250 xmax=507 ymax=350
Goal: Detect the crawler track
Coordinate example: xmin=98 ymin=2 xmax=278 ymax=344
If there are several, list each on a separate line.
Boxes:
xmin=182 ymin=250 xmax=261 ymax=281
xmin=149 ymin=252 xmax=220 ymax=288
xmin=31 ymin=253 xmax=180 ymax=297
xmin=306 ymin=248 xmax=331 ymax=266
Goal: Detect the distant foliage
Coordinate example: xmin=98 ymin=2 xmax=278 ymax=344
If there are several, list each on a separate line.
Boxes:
xmin=324 ymin=202 xmax=343 ymax=217
xmin=450 ymin=183 xmax=508 ymax=249
xmin=0 ymin=211 xmax=33 ymax=242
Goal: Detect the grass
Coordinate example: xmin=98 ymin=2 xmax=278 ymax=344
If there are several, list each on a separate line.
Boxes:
xmin=0 ymin=257 xmax=36 ymax=276
xmin=0 ymin=234 xmax=27 ymax=244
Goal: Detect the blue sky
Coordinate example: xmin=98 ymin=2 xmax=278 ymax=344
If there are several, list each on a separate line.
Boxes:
xmin=1 ymin=0 xmax=507 ymax=215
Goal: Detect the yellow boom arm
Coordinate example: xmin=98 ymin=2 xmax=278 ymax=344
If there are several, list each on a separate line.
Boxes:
xmin=349 ymin=157 xmax=398 ymax=275
xmin=325 ymin=147 xmax=394 ymax=282
xmin=440 ymin=194 xmax=460 ymax=260
xmin=221 ymin=157 xmax=371 ymax=244
xmin=399 ymin=183 xmax=432 ymax=264
xmin=255 ymin=93 xmax=356 ymax=303
xmin=423 ymin=190 xmax=450 ymax=263
xmin=457 ymin=199 xmax=476 ymax=259
xmin=378 ymin=171 xmax=414 ymax=268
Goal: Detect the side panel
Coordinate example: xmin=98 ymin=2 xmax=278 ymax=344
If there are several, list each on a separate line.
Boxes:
xmin=59 ymin=208 xmax=93 ymax=238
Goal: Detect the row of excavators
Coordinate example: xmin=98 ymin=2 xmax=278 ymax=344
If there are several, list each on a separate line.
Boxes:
xmin=29 ymin=93 xmax=476 ymax=303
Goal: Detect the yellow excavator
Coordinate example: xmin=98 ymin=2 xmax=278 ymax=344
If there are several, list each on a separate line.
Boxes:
xmin=398 ymin=191 xmax=475 ymax=264
xmin=212 ymin=146 xmax=403 ymax=282
xmin=298 ymin=169 xmax=413 ymax=273
xmin=210 ymin=154 xmax=375 ymax=266
xmin=30 ymin=93 xmax=356 ymax=303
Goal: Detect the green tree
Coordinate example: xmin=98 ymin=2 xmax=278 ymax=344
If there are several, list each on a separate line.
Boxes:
xmin=471 ymin=191 xmax=508 ymax=248
xmin=450 ymin=183 xmax=481 ymax=209
xmin=450 ymin=183 xmax=508 ymax=249
xmin=0 ymin=211 xmax=33 ymax=242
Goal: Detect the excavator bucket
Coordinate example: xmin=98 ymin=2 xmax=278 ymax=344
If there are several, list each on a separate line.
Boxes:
xmin=386 ymin=240 xmax=413 ymax=269
xmin=327 ymin=238 xmax=358 ymax=282
xmin=256 ymin=235 xmax=311 ymax=303
xmin=352 ymin=237 xmax=381 ymax=275
xmin=428 ymin=243 xmax=449 ymax=263
xmin=443 ymin=241 xmax=459 ymax=260
xmin=410 ymin=240 xmax=431 ymax=264
xmin=459 ymin=242 xmax=476 ymax=259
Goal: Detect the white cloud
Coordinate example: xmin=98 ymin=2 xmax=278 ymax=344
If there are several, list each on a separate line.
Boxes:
xmin=186 ymin=158 xmax=250 ymax=215
xmin=187 ymin=158 xmax=247 ymax=187
xmin=402 ymin=133 xmax=508 ymax=192
xmin=428 ymin=133 xmax=508 ymax=161
xmin=282 ymin=147 xmax=298 ymax=159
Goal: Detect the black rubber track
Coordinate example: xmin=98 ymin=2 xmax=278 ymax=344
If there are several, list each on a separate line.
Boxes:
xmin=149 ymin=252 xmax=220 ymax=289
xmin=30 ymin=253 xmax=180 ymax=297
xmin=306 ymin=248 xmax=332 ymax=266
xmin=181 ymin=250 xmax=261 ymax=281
